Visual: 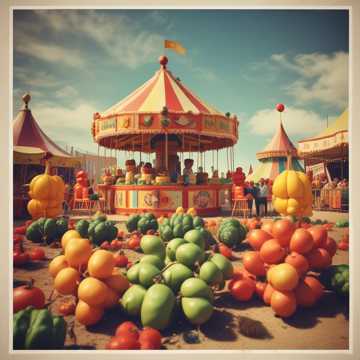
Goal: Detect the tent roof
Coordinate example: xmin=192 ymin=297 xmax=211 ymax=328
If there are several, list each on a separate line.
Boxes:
xmin=256 ymin=121 xmax=298 ymax=160
xmin=299 ymin=109 xmax=348 ymax=142
xmin=13 ymin=94 xmax=72 ymax=159
xmin=101 ymin=57 xmax=225 ymax=117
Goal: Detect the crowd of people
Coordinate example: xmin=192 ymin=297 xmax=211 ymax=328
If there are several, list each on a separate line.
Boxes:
xmin=242 ymin=178 xmax=273 ymax=217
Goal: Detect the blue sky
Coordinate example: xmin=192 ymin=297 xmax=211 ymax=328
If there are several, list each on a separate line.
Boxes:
xmin=13 ymin=9 xmax=349 ymax=174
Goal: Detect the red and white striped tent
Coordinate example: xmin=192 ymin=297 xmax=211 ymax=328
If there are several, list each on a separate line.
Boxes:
xmin=92 ymin=56 xmax=238 ymax=153
xmin=247 ymin=120 xmax=304 ymax=182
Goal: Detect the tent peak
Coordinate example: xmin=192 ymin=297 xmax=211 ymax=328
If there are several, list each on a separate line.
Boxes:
xmin=22 ymin=93 xmax=31 ymax=110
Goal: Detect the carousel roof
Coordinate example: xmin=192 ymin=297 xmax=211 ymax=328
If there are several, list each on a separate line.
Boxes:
xmin=13 ymin=94 xmax=78 ymax=167
xmin=256 ymin=120 xmax=299 ymax=160
xmin=101 ymin=56 xmax=223 ymax=117
xmin=93 ymin=56 xmax=238 ymax=152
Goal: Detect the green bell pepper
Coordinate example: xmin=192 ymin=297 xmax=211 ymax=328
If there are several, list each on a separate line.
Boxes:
xmin=52 ymin=316 xmax=67 ymax=349
xmin=13 ymin=307 xmax=32 ymax=349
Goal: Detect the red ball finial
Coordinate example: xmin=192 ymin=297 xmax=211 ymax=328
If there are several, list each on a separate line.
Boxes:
xmin=276 ymin=103 xmax=285 ymax=112
xmin=159 ymin=55 xmax=168 ymax=67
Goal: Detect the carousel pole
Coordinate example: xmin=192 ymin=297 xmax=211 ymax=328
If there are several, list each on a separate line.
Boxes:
xmin=97 ymin=143 xmax=100 ymax=184
xmin=216 ymin=149 xmax=219 ymax=173
xmin=165 ymin=131 xmax=169 ymax=171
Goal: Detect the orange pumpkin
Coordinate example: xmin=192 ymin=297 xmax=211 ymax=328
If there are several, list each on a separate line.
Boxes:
xmin=285 ymin=252 xmax=309 ymax=277
xmin=77 ymin=277 xmax=108 ymax=307
xmin=303 ymin=276 xmax=324 ymax=301
xmin=272 ymin=219 xmax=296 ymax=247
xmin=247 ymin=229 xmax=272 ymax=250
xmin=268 ymin=263 xmax=299 ymax=292
xmin=87 ymin=250 xmax=115 ymax=279
xmin=54 ymin=267 xmax=80 ymax=295
xmin=323 ymin=237 xmax=337 ymax=257
xmin=261 ymin=221 xmax=274 ymax=236
xmin=260 ymin=239 xmax=286 ymax=264
xmin=306 ymin=248 xmax=331 ymax=270
xmin=243 ymin=251 xmax=267 ymax=276
xmin=295 ymin=279 xmax=317 ymax=307
xmin=27 ymin=199 xmax=48 ymax=220
xmin=61 ymin=230 xmax=81 ymax=249
xmin=308 ymin=226 xmax=328 ymax=248
xmin=270 ymin=290 xmax=297 ymax=317
xmin=49 ymin=255 xmax=69 ymax=278
xmin=65 ymin=238 xmax=92 ymax=267
xmin=104 ymin=269 xmax=130 ymax=295
xmin=289 ymin=228 xmax=314 ymax=254
xmin=263 ymin=283 xmax=275 ymax=305
xmin=75 ymin=300 xmax=104 ymax=326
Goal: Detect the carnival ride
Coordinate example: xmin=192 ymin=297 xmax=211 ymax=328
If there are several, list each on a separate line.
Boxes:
xmin=92 ymin=56 xmax=239 ymax=216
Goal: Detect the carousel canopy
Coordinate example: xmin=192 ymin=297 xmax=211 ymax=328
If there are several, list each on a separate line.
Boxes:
xmin=13 ymin=94 xmax=79 ymax=167
xmin=247 ymin=119 xmax=303 ymax=182
xmin=298 ymin=109 xmax=348 ymax=161
xmin=92 ymin=56 xmax=238 ymax=152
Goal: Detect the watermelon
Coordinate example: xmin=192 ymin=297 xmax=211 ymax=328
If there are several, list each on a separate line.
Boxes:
xmin=221 ymin=218 xmax=241 ymax=229
xmin=55 ymin=218 xmax=68 ymax=239
xmin=173 ymin=224 xmax=184 ymax=238
xmin=26 ymin=222 xmax=42 ymax=243
xmin=218 ymin=222 xmax=246 ymax=248
xmin=161 ymin=225 xmax=173 ymax=242
xmin=104 ymin=221 xmax=118 ymax=241
xmin=126 ymin=214 xmax=141 ymax=232
xmin=90 ymin=222 xmax=110 ymax=246
xmin=44 ymin=218 xmax=57 ymax=243
xmin=182 ymin=215 xmax=193 ymax=228
xmin=76 ymin=219 xmax=90 ymax=238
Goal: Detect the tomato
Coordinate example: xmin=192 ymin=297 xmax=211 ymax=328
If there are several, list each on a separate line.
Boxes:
xmin=100 ymin=241 xmax=111 ymax=250
xmin=13 ymin=234 xmax=23 ymax=244
xmin=255 ymin=282 xmax=267 ymax=299
xmin=106 ymin=336 xmax=140 ymax=350
xmin=13 ymin=251 xmax=30 ymax=267
xmin=113 ymin=252 xmax=128 ymax=267
xmin=127 ymin=236 xmax=141 ymax=250
xmin=117 ymin=230 xmax=125 ymax=239
xmin=139 ymin=327 xmax=162 ymax=349
xmin=14 ymin=226 xmax=27 ymax=235
xmin=230 ymin=278 xmax=255 ymax=301
xmin=13 ymin=283 xmax=45 ymax=312
xmin=29 ymin=247 xmax=45 ymax=261
xmin=111 ymin=239 xmax=122 ymax=250
xmin=219 ymin=244 xmax=232 ymax=259
xmin=337 ymin=241 xmax=349 ymax=251
xmin=115 ymin=321 xmax=139 ymax=338
xmin=58 ymin=301 xmax=76 ymax=316
xmin=126 ymin=261 xmax=133 ymax=270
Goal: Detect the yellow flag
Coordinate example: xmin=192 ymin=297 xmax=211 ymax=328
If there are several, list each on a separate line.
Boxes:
xmin=164 ymin=40 xmax=186 ymax=55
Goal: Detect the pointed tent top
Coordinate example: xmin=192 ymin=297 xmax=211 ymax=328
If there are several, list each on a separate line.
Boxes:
xmin=248 ymin=164 xmax=253 ymax=175
xmin=13 ymin=95 xmax=72 ymax=158
xmin=256 ymin=121 xmax=298 ymax=160
xmin=101 ymin=56 xmax=225 ymax=117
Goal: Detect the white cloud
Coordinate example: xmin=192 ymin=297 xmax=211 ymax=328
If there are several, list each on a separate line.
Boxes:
xmin=271 ymin=52 xmax=348 ymax=109
xmin=55 ymin=85 xmax=79 ymax=99
xmin=14 ymin=66 xmax=60 ymax=88
xmin=247 ymin=106 xmax=327 ymax=138
xmin=29 ymin=10 xmax=164 ymax=69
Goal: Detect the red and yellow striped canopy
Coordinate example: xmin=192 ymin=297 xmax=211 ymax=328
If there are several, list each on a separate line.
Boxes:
xmin=93 ymin=56 xmax=238 ymax=152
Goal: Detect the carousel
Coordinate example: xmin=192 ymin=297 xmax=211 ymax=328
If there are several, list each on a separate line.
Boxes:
xmin=92 ymin=56 xmax=239 ymax=216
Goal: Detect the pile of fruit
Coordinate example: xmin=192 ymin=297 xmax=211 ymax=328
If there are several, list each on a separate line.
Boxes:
xmin=122 ymin=232 xmax=233 ymax=329
xmin=26 ymin=217 xmax=68 ymax=244
xmin=75 ymin=213 xmax=118 ymax=246
xmin=126 ymin=213 xmax=158 ymax=235
xmin=49 ymin=231 xmax=130 ymax=326
xmin=230 ymin=218 xmax=340 ymax=317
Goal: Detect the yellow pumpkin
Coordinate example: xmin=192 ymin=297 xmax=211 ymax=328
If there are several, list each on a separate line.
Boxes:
xmin=187 ymin=207 xmax=197 ymax=217
xmin=272 ymin=170 xmax=313 ymax=217
xmin=27 ymin=199 xmax=48 ymax=219
xmin=46 ymin=206 xmax=63 ymax=218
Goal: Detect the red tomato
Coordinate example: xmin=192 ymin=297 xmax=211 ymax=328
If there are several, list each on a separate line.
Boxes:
xmin=14 ymin=226 xmax=27 ymax=235
xmin=219 ymin=244 xmax=232 ymax=259
xmin=29 ymin=247 xmax=45 ymax=261
xmin=117 ymin=230 xmax=125 ymax=239
xmin=127 ymin=236 xmax=141 ymax=250
xmin=115 ymin=321 xmax=139 ymax=338
xmin=13 ymin=234 xmax=23 ymax=244
xmin=13 ymin=284 xmax=45 ymax=313
xmin=113 ymin=252 xmax=128 ymax=267
xmin=100 ymin=241 xmax=111 ymax=250
xmin=230 ymin=278 xmax=256 ymax=301
xmin=108 ymin=335 xmax=140 ymax=350
xmin=106 ymin=336 xmax=140 ymax=350
xmin=139 ymin=327 xmax=162 ymax=349
xmin=13 ymin=251 xmax=29 ymax=266
xmin=58 ymin=301 xmax=76 ymax=316
xmin=337 ymin=241 xmax=349 ymax=251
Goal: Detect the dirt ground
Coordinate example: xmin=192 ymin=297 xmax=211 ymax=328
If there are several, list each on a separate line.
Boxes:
xmin=13 ymin=212 xmax=349 ymax=350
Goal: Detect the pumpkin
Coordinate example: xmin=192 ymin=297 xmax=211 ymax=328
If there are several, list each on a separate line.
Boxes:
xmin=289 ymin=228 xmax=314 ymax=254
xmin=75 ymin=300 xmax=104 ymax=326
xmin=259 ymin=239 xmax=286 ymax=264
xmin=270 ymin=290 xmax=297 ymax=317
xmin=268 ymin=263 xmax=299 ymax=292
xmin=242 ymin=251 xmax=267 ymax=276
xmin=285 ymin=252 xmax=309 ymax=277
xmin=272 ymin=170 xmax=313 ymax=217
xmin=247 ymin=229 xmax=272 ymax=250
xmin=28 ymin=161 xmax=65 ymax=218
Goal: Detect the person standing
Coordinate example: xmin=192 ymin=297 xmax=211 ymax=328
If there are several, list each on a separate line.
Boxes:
xmin=244 ymin=181 xmax=256 ymax=217
xmin=256 ymin=178 xmax=268 ymax=217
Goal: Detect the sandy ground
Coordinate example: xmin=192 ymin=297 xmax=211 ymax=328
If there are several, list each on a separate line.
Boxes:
xmin=13 ymin=211 xmax=349 ymax=350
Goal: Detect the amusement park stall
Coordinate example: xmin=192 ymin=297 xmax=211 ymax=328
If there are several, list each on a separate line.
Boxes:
xmin=92 ymin=56 xmax=238 ymax=216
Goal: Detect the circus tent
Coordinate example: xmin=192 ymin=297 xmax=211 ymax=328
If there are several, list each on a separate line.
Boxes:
xmin=247 ymin=120 xmax=303 ymax=183
xmin=298 ymin=109 xmax=348 ymax=180
xmin=13 ymin=94 xmax=79 ymax=168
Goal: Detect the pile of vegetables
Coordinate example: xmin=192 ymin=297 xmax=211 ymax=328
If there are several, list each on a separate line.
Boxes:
xmin=218 ymin=218 xmax=247 ymax=248
xmin=13 ymin=307 xmax=67 ymax=350
xmin=229 ymin=218 xmax=337 ymax=318
xmin=320 ymin=264 xmax=349 ymax=298
xmin=126 ymin=213 xmax=158 ymax=235
xmin=121 ymin=232 xmax=233 ymax=329
xmin=26 ymin=217 xmax=68 ymax=244
xmin=75 ymin=213 xmax=118 ymax=246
